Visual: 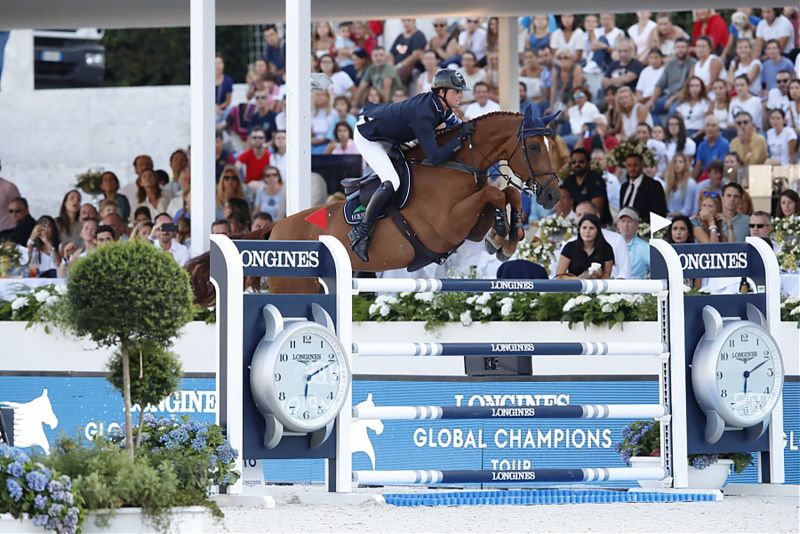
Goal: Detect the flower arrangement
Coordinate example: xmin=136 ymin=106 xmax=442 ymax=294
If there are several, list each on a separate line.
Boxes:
xmin=0 ymin=242 xmax=22 ymax=277
xmin=781 ymin=296 xmax=799 ymax=326
xmin=0 ymin=444 xmax=83 ymax=534
xmin=74 ymin=168 xmax=105 ymax=196
xmin=616 ymin=420 xmax=753 ymax=474
xmin=773 ymin=216 xmax=800 ymax=272
xmin=537 ymin=215 xmax=575 ymax=243
xmin=608 ymin=139 xmax=656 ymax=169
xmin=515 ymin=239 xmax=558 ymax=274
xmin=7 ymin=283 xmax=66 ymax=326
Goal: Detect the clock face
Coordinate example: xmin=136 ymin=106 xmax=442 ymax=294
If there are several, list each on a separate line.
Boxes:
xmin=714 ymin=325 xmax=783 ymax=425
xmin=271 ymin=325 xmax=349 ymax=430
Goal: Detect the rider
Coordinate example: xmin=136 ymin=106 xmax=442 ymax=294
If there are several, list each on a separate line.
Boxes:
xmin=349 ymin=68 xmax=475 ymax=262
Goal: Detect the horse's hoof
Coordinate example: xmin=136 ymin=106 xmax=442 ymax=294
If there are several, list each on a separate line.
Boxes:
xmin=494 ymin=211 xmax=507 ymax=238
xmin=514 ymin=227 xmax=525 ymax=241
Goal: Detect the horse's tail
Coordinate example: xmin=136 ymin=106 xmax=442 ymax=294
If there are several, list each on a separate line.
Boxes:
xmin=185 ymin=224 xmax=273 ymax=308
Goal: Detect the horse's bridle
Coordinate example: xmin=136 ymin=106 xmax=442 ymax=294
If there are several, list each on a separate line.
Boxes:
xmin=505 ymin=122 xmax=560 ymax=198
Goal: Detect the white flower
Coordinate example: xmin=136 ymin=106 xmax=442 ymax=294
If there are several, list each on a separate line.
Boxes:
xmin=564 ymin=295 xmax=591 ymax=312
xmin=500 ymin=302 xmax=513 ymax=317
xmin=414 ymin=292 xmax=434 ymax=303
xmin=790 ymin=305 xmax=800 ymax=317
xmin=476 ymin=292 xmax=491 ymax=305
xmin=34 ymin=290 xmax=49 ymax=303
xmin=55 ymin=284 xmax=68 ymax=295
xmin=374 ymin=294 xmax=397 ymax=305
xmin=368 ymin=303 xmax=379 ymax=315
xmin=379 ymin=305 xmax=390 ymax=317
xmin=460 ymin=310 xmax=473 ymax=326
xmin=480 ymin=306 xmax=492 ymax=316
xmin=45 ymin=296 xmax=59 ymax=306
xmin=10 ymin=297 xmax=27 ymax=311
xmin=601 ymin=304 xmax=613 ymax=313
xmin=499 ymin=297 xmax=514 ymax=306
xmin=466 ymin=296 xmax=477 ymax=305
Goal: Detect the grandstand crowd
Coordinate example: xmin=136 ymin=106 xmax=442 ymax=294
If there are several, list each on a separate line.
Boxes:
xmin=0 ymin=8 xmax=799 ymax=282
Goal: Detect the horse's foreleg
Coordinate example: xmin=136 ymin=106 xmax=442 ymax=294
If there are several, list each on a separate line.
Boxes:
xmin=503 ymin=187 xmax=524 ymax=242
xmin=443 ymin=187 xmax=507 ymax=245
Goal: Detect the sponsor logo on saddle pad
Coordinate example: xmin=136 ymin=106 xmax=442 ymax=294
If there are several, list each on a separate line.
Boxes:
xmin=240 ymin=250 xmax=320 ymax=269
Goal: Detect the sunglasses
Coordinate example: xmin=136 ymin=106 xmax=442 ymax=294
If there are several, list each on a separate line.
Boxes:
xmin=749 ymin=223 xmax=768 ymax=229
xmin=223 ymin=175 xmax=238 ymax=180
xmin=433 ymin=23 xmax=447 ymax=27
xmin=702 ymin=191 xmax=719 ymax=198
xmin=8 ymin=209 xmax=21 ymax=214
xmin=776 ymin=79 xmax=790 ymax=84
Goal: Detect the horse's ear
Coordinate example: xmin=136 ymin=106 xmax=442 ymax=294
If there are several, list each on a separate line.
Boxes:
xmin=541 ymin=111 xmax=561 ymax=127
xmin=523 ymin=105 xmax=535 ymax=126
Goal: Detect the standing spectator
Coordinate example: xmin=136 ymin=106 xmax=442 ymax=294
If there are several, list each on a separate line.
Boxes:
xmin=551 ymin=48 xmax=583 ymax=113
xmin=526 ymin=15 xmax=552 ymax=53
xmin=151 ymin=213 xmax=189 ymax=267
xmin=730 ymin=110 xmax=768 ymax=165
xmin=614 ymin=86 xmax=651 ymax=139
xmin=719 ymin=183 xmax=749 ymax=242
xmin=428 ymin=18 xmax=459 ymax=66
xmin=619 ymin=151 xmax=667 ymax=222
xmin=761 ymin=41 xmax=794 ymax=92
xmin=100 ymin=171 xmax=130 ymax=222
xmin=665 ymin=153 xmax=697 ymax=217
xmin=755 ymin=8 xmax=796 ymax=57
xmin=628 ymin=12 xmax=658 ymax=61
xmin=766 ymin=108 xmax=797 ymax=165
xmin=215 ymin=55 xmax=234 ymax=121
xmin=249 ymin=89 xmax=278 ymax=140
xmin=690 ymin=36 xmax=723 ymax=88
xmin=354 ymin=47 xmax=401 ymax=105
xmin=0 ymin=197 xmax=35 ymax=246
xmin=648 ymin=38 xmax=696 ymax=121
xmin=0 ymin=168 xmax=20 ymax=233
xmin=215 ymin=167 xmax=246 ymax=219
xmin=56 ymin=189 xmax=82 ymax=247
xmin=726 ymin=39 xmax=762 ymax=96
xmin=463 ymin=82 xmax=500 ymax=119
xmin=313 ymin=22 xmax=336 ymax=58
xmin=550 ymin=14 xmax=585 ymax=63
xmin=694 ymin=115 xmax=730 ymax=177
xmin=262 ymin=25 xmax=286 ymax=77
xmin=236 ymin=127 xmax=271 ymax=183
xmin=708 ymin=80 xmax=734 ymax=137
xmin=777 ymin=190 xmax=800 ymax=218
xmin=648 ymin=12 xmax=690 ymax=59
xmin=415 ymin=50 xmax=439 ymax=95
xmin=602 ymin=38 xmax=645 ymax=93
xmin=270 ymin=130 xmax=288 ymax=180
xmin=326 ymin=122 xmax=359 ymax=155
xmin=311 ymin=90 xmax=333 ymax=154
xmin=562 ymin=148 xmax=611 ymax=226
xmin=350 ymin=21 xmax=378 ymax=56
xmin=253 ymin=167 xmax=286 ymax=221
xmin=674 ymin=77 xmax=709 ymax=136
xmin=767 ymin=69 xmax=792 ymax=113
xmin=664 ymin=114 xmax=697 ymax=163
xmin=390 ymin=18 xmax=426 ymax=86
xmin=134 ymin=169 xmax=170 ymax=219
xmin=457 ymin=17 xmax=488 ymax=64
xmin=616 ymin=207 xmax=650 ymax=279
xmin=692 ymin=9 xmax=730 ymax=55
xmin=635 ymin=48 xmax=665 ymax=106
xmin=215 ymin=132 xmax=235 ymax=182
xmin=457 ymin=51 xmax=486 ymax=104
xmin=728 ymin=76 xmax=764 ymax=132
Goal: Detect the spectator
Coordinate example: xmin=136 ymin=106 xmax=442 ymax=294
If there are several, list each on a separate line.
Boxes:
xmin=131 ymin=221 xmax=153 ymax=241
xmin=484 ymin=51 xmax=500 ymax=101
xmin=590 ymin=149 xmax=622 ymax=219
xmin=748 ymin=211 xmax=780 ymax=252
xmin=667 ymin=216 xmax=698 ymax=279
xmin=723 ymin=10 xmax=759 ymax=64
xmin=312 ymin=22 xmax=336 ymax=58
xmin=56 ymin=189 xmax=82 ymax=247
xmin=457 ymin=17 xmax=488 ymax=64
xmin=526 ymin=15 xmax=552 ymax=53
xmin=215 ymin=132 xmax=235 ymax=182
xmin=648 ymin=38 xmax=696 ymax=121
xmin=211 ymin=219 xmax=231 ymax=236
xmin=672 ymin=77 xmax=709 ymax=137
xmin=167 ymin=168 xmax=191 ymax=219
xmin=635 ymin=48 xmax=666 ymax=106
xmin=311 ymin=90 xmax=333 ymax=154
xmin=350 ymin=21 xmax=378 ymax=56
xmin=95 ymin=225 xmax=116 ymax=246
xmin=602 ymin=38 xmax=644 ymax=92
xmin=614 ymin=86 xmax=651 ymax=139
xmin=390 ymin=18 xmax=426 ymax=86
xmin=729 ymin=76 xmax=764 ymax=132
xmin=550 ymin=14 xmax=585 ymax=62
xmin=551 ymin=48 xmax=583 ymax=113
xmin=634 ymin=122 xmax=668 ymax=174
xmin=762 ymin=42 xmax=793 ymax=95
xmin=556 ymin=214 xmax=614 ymax=279
xmin=0 ymin=197 xmax=35 ymax=246
xmin=694 ymin=115 xmax=730 ymax=177
xmin=766 ymin=108 xmax=798 ymax=165
xmin=664 ymin=114 xmax=697 ymax=163
xmin=648 ymin=12 xmax=690 ymax=59
xmin=518 ymin=82 xmax=533 ymax=117
xmin=225 ymin=198 xmax=252 ymax=233
xmin=325 ymin=122 xmax=359 ymax=155
xmin=590 ymin=13 xmax=625 ymax=71
xmin=665 ymin=153 xmax=697 ymax=217
xmin=582 ymin=14 xmax=600 ymax=67
xmin=354 ymin=47 xmax=401 ymax=105
xmin=778 ymin=189 xmax=800 ymax=218
xmin=486 ymin=17 xmax=500 ymax=54
xmin=216 ymin=165 xmax=246 ymax=219
xmin=619 ymin=151 xmax=667 ymax=222
xmin=97 ymin=199 xmax=116 ymax=220
xmin=253 ymin=166 xmax=285 ymax=221
xmin=121 ymin=154 xmax=154 ymax=204
xmin=333 ymin=22 xmax=356 ymax=69
xmin=720 ymin=182 xmax=749 ymax=242
xmin=428 ymin=18 xmax=459 ymax=66
xmin=723 ymin=152 xmax=746 ymax=185
xmin=61 ymin=218 xmax=98 ymax=270
xmin=415 ymin=50 xmax=439 ymax=95
xmin=391 ymin=88 xmax=408 ymax=103
xmin=249 ymin=89 xmax=278 ymax=139
xmin=0 ymin=168 xmax=20 ymax=233
xmin=99 ymin=171 xmax=130 ymax=222
xmin=755 ymin=8 xmax=796 ymax=57
xmin=537 ymin=184 xmax=576 ymax=225
xmin=327 ymin=95 xmax=357 ymax=140
xmin=695 ymin=159 xmax=726 ymax=205
xmin=690 ymin=36 xmax=723 ymax=88
xmin=102 ymin=212 xmax=129 ymax=241
xmin=134 ymin=169 xmax=170 ymax=219
xmin=519 ymin=50 xmax=548 ymax=109
xmin=463 ymin=82 xmax=500 ymax=119
xmin=789 ymin=80 xmax=800 ymax=136
xmin=262 ymin=25 xmax=286 ymax=77
xmin=726 ymin=39 xmax=762 ymax=96
xmin=562 ymin=147 xmax=611 ymax=225
xmin=215 ymin=55 xmax=234 ymax=120
xmin=692 ymin=191 xmax=724 ymax=243
xmin=536 ymin=45 xmax=556 ymax=90
xmin=564 ymin=87 xmax=601 ymax=148
xmin=245 ymin=59 xmax=268 ymax=101
xmin=168 ymin=149 xmax=188 ymax=186
xmin=252 ymin=212 xmax=273 ymax=231
xmin=628 ymin=12 xmax=658 ymax=61
xmin=79 ymin=203 xmax=99 ymax=222
xmin=767 ymin=69 xmax=793 ymax=113
xmin=318 ymin=54 xmax=355 ymax=100
xmin=692 ymin=9 xmax=730 ymax=55
xmin=708 ymin=80 xmax=733 ymax=137
xmin=236 ymin=127 xmax=271 ymax=183
xmin=457 ymin=51 xmax=486 ymax=104
xmin=346 ymin=47 xmax=370 ymax=86
xmin=730 ymin=110 xmax=768 ymax=164
xmin=270 ymin=130 xmax=288 ymax=180
xmin=616 ymin=207 xmax=650 ymax=278
xmin=572 ymin=201 xmax=630 ymax=281
xmin=151 ymin=213 xmax=189 ymax=267
xmin=366 ymin=86 xmax=385 ymax=105
xmin=26 ymin=216 xmax=61 ymax=277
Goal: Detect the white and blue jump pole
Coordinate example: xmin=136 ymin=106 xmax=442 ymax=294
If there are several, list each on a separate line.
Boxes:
xmin=354 ymin=404 xmax=670 ymax=421
xmin=353 ymin=341 xmax=668 ymax=357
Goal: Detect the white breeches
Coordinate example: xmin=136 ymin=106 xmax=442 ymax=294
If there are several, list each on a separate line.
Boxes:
xmin=354 ymin=119 xmax=401 ymax=190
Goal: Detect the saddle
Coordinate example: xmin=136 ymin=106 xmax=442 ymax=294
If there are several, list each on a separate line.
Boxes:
xmin=341 ymin=147 xmax=412 ymax=225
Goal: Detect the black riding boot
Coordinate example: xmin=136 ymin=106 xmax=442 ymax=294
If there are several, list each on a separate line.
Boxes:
xmin=348 ymin=181 xmax=396 ymax=262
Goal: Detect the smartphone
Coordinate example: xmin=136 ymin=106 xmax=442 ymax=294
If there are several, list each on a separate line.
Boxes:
xmin=161 ymin=223 xmax=178 ymax=232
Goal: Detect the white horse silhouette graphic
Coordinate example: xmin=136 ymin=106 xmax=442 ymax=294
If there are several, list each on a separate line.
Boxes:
xmin=0 ymin=389 xmax=58 ymax=454
xmin=351 ymin=393 xmax=384 ymax=470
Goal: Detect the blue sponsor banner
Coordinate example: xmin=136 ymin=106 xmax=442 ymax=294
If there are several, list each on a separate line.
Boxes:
xmin=1 ymin=376 xmax=796 ymax=486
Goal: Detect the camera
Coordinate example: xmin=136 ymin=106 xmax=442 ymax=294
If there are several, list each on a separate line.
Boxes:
xmin=160 ymin=223 xmax=178 ymax=233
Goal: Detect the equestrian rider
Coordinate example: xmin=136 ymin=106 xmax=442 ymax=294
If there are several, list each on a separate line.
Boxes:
xmin=349 ymin=68 xmax=475 ymax=262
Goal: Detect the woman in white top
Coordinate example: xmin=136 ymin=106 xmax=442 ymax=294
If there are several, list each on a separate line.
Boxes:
xmin=26 ymin=216 xmax=62 ymax=277
xmin=627 ymin=11 xmax=657 ymax=61
xmin=766 ymin=108 xmax=798 ymax=165
xmin=614 ymin=86 xmax=651 ymax=139
xmin=664 ymin=115 xmax=697 ymax=163
xmin=708 ymin=79 xmax=732 ymax=133
xmin=690 ymin=36 xmax=723 ymax=88
xmin=550 ymin=14 xmax=586 ymax=62
xmin=311 ymin=90 xmax=333 ymax=154
xmin=728 ymin=75 xmax=764 ymax=132
xmin=318 ymin=54 xmax=354 ymax=99
xmin=566 ymin=87 xmax=600 ymax=143
xmin=674 ymin=76 xmax=710 ymax=135
xmin=726 ymin=38 xmax=762 ymax=96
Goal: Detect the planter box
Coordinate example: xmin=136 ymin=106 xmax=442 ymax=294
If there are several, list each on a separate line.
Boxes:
xmin=631 ymin=456 xmax=734 ymax=490
xmin=0 ymin=506 xmax=208 ymax=533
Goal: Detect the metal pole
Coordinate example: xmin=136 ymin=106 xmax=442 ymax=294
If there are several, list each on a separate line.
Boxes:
xmin=497 ymin=16 xmax=519 ymax=112
xmin=285 ymin=0 xmax=311 ymax=215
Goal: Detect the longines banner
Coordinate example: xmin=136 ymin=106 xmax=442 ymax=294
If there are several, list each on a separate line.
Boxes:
xmin=1 ymin=376 xmax=797 ymax=486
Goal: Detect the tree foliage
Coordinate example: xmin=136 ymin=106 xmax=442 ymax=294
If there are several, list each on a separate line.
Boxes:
xmin=107 ymin=344 xmax=182 ymax=410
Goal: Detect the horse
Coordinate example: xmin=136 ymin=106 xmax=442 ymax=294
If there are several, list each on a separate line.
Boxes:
xmin=0 ymin=389 xmax=58 ymax=454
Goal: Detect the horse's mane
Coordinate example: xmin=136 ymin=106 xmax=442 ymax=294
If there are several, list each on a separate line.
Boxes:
xmin=404 ymin=110 xmax=522 ymax=158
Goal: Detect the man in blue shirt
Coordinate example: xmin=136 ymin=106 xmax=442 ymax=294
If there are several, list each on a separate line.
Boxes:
xmin=761 ymin=40 xmax=794 ymax=91
xmin=693 ymin=115 xmax=730 ymax=178
xmin=262 ymin=25 xmax=286 ymax=79
xmin=615 ymin=207 xmax=649 ymax=279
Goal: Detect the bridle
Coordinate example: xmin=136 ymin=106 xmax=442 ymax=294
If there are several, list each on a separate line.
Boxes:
xmin=504 ymin=121 xmax=560 ymax=198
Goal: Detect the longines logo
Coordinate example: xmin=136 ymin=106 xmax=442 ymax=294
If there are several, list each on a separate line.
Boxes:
xmin=240 ymin=250 xmax=319 ymax=268
xmin=678 ymin=252 xmax=747 ymax=271
xmin=293 ymin=353 xmax=321 ymax=363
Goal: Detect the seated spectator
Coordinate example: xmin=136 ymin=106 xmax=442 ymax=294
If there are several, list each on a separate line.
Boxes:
xmin=215 ymin=132 xmax=235 ymax=182
xmin=218 ymin=99 xmax=256 ymax=152
xmin=708 ymin=80 xmax=734 ymax=138
xmin=533 ymin=184 xmax=575 ymax=225
xmin=601 ymin=38 xmax=644 ymax=93
xmin=766 ymin=108 xmax=798 ymax=165
xmin=550 ymin=14 xmax=585 ymax=63
xmin=723 ymin=152 xmax=746 ymax=184
xmin=723 ymin=10 xmax=759 ymax=64
xmin=619 ymin=151 xmax=667 ymax=222
xmin=719 ymin=182 xmax=749 ymax=242
xmin=628 ymin=12 xmax=657 ymax=61
xmin=664 ymin=114 xmax=696 ymax=163
xmin=635 ymin=48 xmax=665 ymax=106
xmin=26 ymin=215 xmax=61 ymax=277
xmin=730 ymin=74 xmax=764 ymax=129
xmin=634 ymin=122 xmax=668 ymax=174
xmin=690 ymin=36 xmax=723 ymax=88
xmin=101 ymin=212 xmax=128 ymax=242
xmin=457 ymin=51 xmax=486 ymax=104
xmin=428 ymin=18 xmax=459 ymax=66
xmin=0 ymin=196 xmax=35 ymax=246
xmin=415 ymin=50 xmax=439 ymax=95
xmin=726 ymin=39 xmax=762 ymax=96
xmin=556 ymin=214 xmax=614 ymax=279
xmin=518 ymin=82 xmax=534 ymax=117
xmin=665 ymin=153 xmax=698 ymax=217
xmin=0 ymin=170 xmax=21 ymax=233
xmin=777 ymin=189 xmax=800 ymax=218
xmin=311 ymin=90 xmax=333 ymax=154
xmin=561 ymin=148 xmax=612 ymax=226
xmin=755 ymin=8 xmax=795 ymax=57
xmin=333 ymin=22 xmax=355 ymax=70
xmin=214 ymin=55 xmax=233 ymax=122
xmin=692 ymin=9 xmax=729 ymax=56
xmin=345 ymin=47 xmax=369 ymax=86
xmin=648 ymin=38 xmax=696 ymax=121
xmin=463 ymin=82 xmax=500 ymax=119
xmin=692 ymin=189 xmax=726 ymax=243
xmin=789 ymin=80 xmax=800 ymax=136
xmin=176 ymin=215 xmax=190 ymax=247
xmin=327 ymin=96 xmax=357 ymax=140
xmin=590 ymin=149 xmax=621 ymax=219
xmin=134 ymin=169 xmax=170 ymax=220
xmin=616 ymin=207 xmax=650 ymax=278
xmin=667 ymin=217 xmax=702 ymax=287
xmin=319 ymin=54 xmax=355 ymax=99
xmin=131 ymin=221 xmax=153 ymax=241
xmin=588 ymin=13 xmax=625 ymax=71
xmin=749 ymin=211 xmax=780 ymax=253
xmin=325 ymin=122 xmax=359 ymax=155
xmin=390 ymin=18 xmax=426 ymax=86
xmin=253 ymin=167 xmax=285 ymax=221
xmin=262 ymin=25 xmax=286 ymax=78
xmin=365 ymin=86 xmax=385 ymax=105
xmin=695 ymin=159 xmax=726 ymax=209
xmin=211 ymin=219 xmax=231 ymax=236
xmin=575 ymin=200 xmax=630 ymax=278
xmin=564 ymin=87 xmax=600 ymax=148
xmin=458 ymin=17 xmax=489 ymax=64
xmin=391 ymin=87 xmax=408 ymax=103
xmin=252 ymin=212 xmax=273 ymax=231
xmin=730 ymin=111 xmax=768 ymax=165
xmin=151 ymin=212 xmax=189 ymax=267
xmin=526 ymin=15 xmax=552 ymax=54
xmin=354 ymin=47 xmax=401 ymax=105
xmin=313 ymin=21 xmax=336 ymax=59
xmin=245 ymin=58 xmax=269 ymax=101
xmin=350 ymin=21 xmax=378 ymax=56
xmin=248 ymin=90 xmax=278 ymax=141
xmin=694 ymin=115 xmax=730 ymax=177
xmin=61 ymin=217 xmax=98 ymax=272
xmin=648 ymin=12 xmax=690 ymax=59
xmin=236 ymin=127 xmax=271 ymax=183
xmin=761 ymin=40 xmax=794 ymax=93
xmin=519 ymin=50 xmax=548 ymax=107
xmin=216 ymin=166 xmax=247 ymax=219
xmin=167 ymin=168 xmax=191 ymax=219
xmin=614 ymin=86 xmax=651 ymax=139
xmin=270 ymin=130 xmax=288 ymax=180
xmin=673 ymin=76 xmax=709 ymax=136
xmin=536 ymin=45 xmax=555 ymax=90
xmin=551 ymin=48 xmax=583 ymax=112
xmin=767 ymin=70 xmax=793 ymax=114
xmin=95 ymin=225 xmax=116 ymax=246
xmin=99 ymin=171 xmax=130 ymax=222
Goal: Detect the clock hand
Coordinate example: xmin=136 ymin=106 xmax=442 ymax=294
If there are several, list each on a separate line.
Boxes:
xmin=306 ymin=361 xmax=335 ymax=381
xmin=747 ymin=359 xmax=769 ymax=374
